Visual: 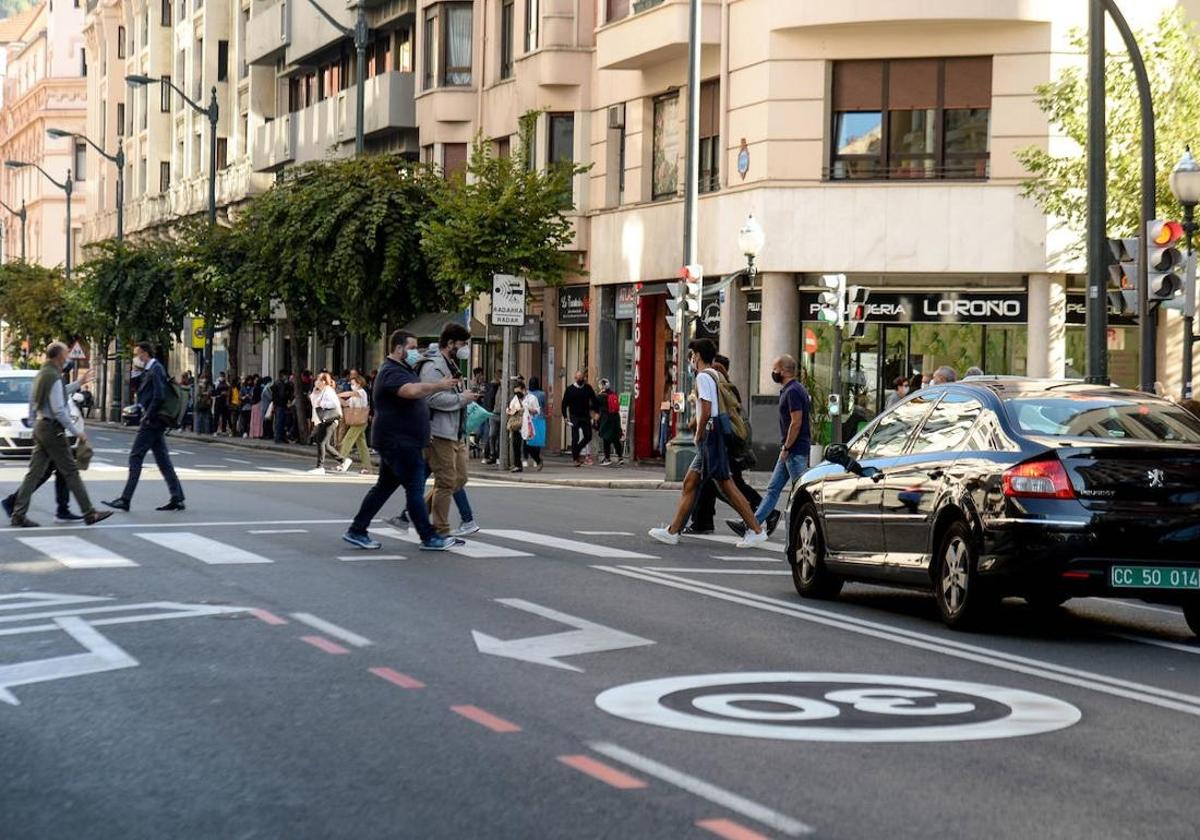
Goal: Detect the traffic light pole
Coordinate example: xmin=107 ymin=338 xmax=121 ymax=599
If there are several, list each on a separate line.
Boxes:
xmin=1183 ymin=203 xmax=1197 ymax=399
xmin=830 ymin=326 xmax=844 ymax=446
xmin=1085 ymin=0 xmax=1107 ymax=385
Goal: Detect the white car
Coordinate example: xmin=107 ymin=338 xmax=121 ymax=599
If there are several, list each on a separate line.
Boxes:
xmin=0 ymin=369 xmax=81 ymax=458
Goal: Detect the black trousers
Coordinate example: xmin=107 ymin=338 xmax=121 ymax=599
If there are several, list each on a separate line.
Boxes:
xmin=569 ymin=416 xmax=592 ymax=460
xmin=690 ymin=460 xmax=763 ymax=530
xmin=120 ymin=419 xmax=184 ymax=503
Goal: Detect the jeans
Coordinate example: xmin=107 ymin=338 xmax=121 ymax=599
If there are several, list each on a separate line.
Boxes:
xmin=754 ymin=450 xmax=810 ymax=524
xmin=350 ymin=447 xmax=435 ymax=542
xmin=197 ymin=410 xmax=212 ymax=435
xmin=273 ymin=407 xmax=287 ymax=442
xmin=120 ymin=419 xmax=185 ymax=504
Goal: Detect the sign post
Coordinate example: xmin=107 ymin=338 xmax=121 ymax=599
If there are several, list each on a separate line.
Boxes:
xmin=492 ymin=274 xmax=526 ymax=472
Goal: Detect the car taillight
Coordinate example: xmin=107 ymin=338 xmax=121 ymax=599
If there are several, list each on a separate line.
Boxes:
xmin=1003 ymin=455 xmax=1076 ymax=500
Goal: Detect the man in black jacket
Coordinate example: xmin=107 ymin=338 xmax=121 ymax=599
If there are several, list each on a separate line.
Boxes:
xmin=560 ymin=370 xmax=597 ymax=466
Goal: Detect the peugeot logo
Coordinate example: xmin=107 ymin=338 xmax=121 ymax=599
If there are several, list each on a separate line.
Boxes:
xmin=1147 ymin=469 xmax=1166 ymax=488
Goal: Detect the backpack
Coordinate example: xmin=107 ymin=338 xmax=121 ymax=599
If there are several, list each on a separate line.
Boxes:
xmin=607 ymin=391 xmax=619 ymax=414
xmin=702 ymin=369 xmax=750 ymax=450
xmin=158 ymin=376 xmax=188 ymax=429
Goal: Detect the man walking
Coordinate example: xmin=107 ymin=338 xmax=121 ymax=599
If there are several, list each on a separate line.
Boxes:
xmin=561 ymin=370 xmax=597 ymax=467
xmin=105 ymin=342 xmax=185 ymax=512
xmin=10 ymin=342 xmax=111 ymax=527
xmin=728 ymin=354 xmax=810 ymax=538
xmin=688 ymin=353 xmax=761 ymax=534
xmin=343 ymin=330 xmax=463 ymax=551
xmin=421 ymin=323 xmax=478 ymax=537
xmin=649 ymin=339 xmax=766 ymax=548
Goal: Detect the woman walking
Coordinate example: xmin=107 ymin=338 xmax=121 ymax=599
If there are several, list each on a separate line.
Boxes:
xmin=596 ymin=378 xmax=624 ymax=466
xmin=505 ymin=380 xmax=542 ymax=472
xmin=337 ymin=372 xmax=372 ymax=473
xmin=309 ymin=372 xmax=350 ymax=474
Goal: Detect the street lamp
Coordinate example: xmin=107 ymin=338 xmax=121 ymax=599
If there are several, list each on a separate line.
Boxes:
xmin=0 ymin=198 xmax=25 ymax=261
xmin=302 ymin=0 xmax=367 ymax=155
xmin=737 ymin=214 xmax=765 ymax=278
xmin=5 ymin=160 xmax=72 ymax=279
xmin=47 ymin=128 xmax=125 ymax=242
xmin=1170 ymin=146 xmax=1200 ymax=399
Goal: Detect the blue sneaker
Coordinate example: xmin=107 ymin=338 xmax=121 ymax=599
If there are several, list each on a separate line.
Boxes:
xmin=342 ymin=530 xmax=381 ymax=550
xmin=419 ymin=535 xmax=465 ymax=551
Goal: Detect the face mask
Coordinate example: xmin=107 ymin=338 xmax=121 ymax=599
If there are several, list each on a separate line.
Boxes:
xmin=405 ymin=349 xmax=422 ymax=366
xmin=132 ymin=357 xmax=146 ymax=370
xmin=456 ymin=345 xmax=470 ymax=361
xmin=771 ymin=370 xmax=783 ymax=385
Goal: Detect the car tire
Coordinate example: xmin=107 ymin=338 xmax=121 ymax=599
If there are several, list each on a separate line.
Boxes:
xmin=1184 ymin=603 xmax=1200 ymax=638
xmin=790 ymin=503 xmax=843 ymax=600
xmin=935 ymin=520 xmax=994 ymax=630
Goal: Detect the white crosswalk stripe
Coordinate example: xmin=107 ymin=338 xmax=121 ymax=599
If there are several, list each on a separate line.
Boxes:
xmin=687 ymin=533 xmax=786 ymax=554
xmin=15 ymin=536 xmax=138 ymax=569
xmin=369 ymin=526 xmax=531 ymax=558
xmin=482 ymin=529 xmax=657 ymax=559
xmin=136 ymin=532 xmax=273 ymax=564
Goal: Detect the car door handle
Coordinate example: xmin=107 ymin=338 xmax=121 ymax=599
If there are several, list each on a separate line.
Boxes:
xmin=870 ymin=471 xmax=886 ymax=483
xmin=926 ymin=469 xmax=944 ymax=480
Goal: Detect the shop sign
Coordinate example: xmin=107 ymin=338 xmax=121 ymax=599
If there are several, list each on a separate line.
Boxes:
xmin=559 ymin=285 xmax=590 ymax=326
xmin=518 ymin=316 xmax=542 ymax=344
xmin=615 ymin=285 xmax=636 ymax=319
xmin=696 ymin=299 xmax=721 ymax=339
xmin=1065 ymin=293 xmax=1139 ymax=327
xmin=745 ymin=292 xmax=763 ymax=324
xmin=798 ymin=290 xmax=1027 ymax=324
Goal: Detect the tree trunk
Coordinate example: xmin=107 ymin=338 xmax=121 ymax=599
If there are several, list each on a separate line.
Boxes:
xmin=227 ymin=318 xmax=243 ymax=380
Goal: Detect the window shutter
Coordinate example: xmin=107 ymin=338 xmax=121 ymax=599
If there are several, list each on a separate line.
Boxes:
xmin=832 ymin=60 xmax=883 ymax=110
xmin=699 ymin=80 xmax=719 ymax=139
xmin=943 ymin=57 xmax=992 ymax=108
xmin=887 ymin=59 xmax=938 ymax=109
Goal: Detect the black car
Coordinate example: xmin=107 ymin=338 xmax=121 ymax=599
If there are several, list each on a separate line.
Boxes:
xmin=786 ymin=378 xmax=1200 ymax=636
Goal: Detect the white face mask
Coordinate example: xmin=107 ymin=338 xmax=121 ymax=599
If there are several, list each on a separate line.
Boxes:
xmin=456 ymin=345 xmax=470 ymax=361
xmin=132 ymin=357 xmax=146 ymax=370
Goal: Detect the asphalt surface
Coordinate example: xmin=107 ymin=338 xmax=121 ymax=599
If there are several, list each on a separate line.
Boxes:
xmin=1 ymin=426 xmax=1197 ymax=839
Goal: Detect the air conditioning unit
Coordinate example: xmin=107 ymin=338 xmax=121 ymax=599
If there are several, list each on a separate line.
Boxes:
xmin=607 ymin=104 xmax=625 ymax=130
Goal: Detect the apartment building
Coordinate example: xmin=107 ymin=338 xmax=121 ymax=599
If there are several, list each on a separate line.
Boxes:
xmin=0 ymin=1 xmax=87 ymax=269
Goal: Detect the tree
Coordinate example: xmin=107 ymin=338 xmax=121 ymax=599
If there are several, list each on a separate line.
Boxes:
xmin=77 ymin=239 xmax=187 ymax=358
xmin=0 ymin=262 xmax=71 ymax=357
xmin=1017 ymin=8 xmax=1200 ymax=252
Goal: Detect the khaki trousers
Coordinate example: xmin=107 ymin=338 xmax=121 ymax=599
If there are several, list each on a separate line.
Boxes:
xmin=13 ymin=420 xmax=92 ymax=518
xmin=424 ymin=437 xmax=467 ymax=535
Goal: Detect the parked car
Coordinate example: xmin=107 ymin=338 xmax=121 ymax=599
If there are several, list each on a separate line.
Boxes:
xmin=0 ymin=369 xmax=81 ymax=457
xmin=786 ymin=378 xmax=1200 ymax=636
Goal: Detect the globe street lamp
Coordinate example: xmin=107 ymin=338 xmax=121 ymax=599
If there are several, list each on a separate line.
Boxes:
xmin=1170 ymin=147 xmax=1200 ymax=399
xmin=4 ymin=160 xmax=72 ymax=279
xmin=47 ymin=128 xmax=125 ymax=242
xmin=737 ymin=214 xmax=766 ymax=278
xmin=0 ymin=198 xmax=25 ymax=261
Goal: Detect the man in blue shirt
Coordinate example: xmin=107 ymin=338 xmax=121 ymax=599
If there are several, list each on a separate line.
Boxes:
xmin=343 ymin=330 xmax=464 ymax=551
xmin=729 ymin=354 xmax=810 ymax=538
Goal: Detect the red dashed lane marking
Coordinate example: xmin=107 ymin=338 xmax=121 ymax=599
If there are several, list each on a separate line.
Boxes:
xmin=301 ymin=635 xmax=350 ymax=654
xmin=250 ymin=609 xmax=287 ymax=625
xmin=369 ymin=667 xmax=426 ymax=689
xmin=450 ymin=705 xmax=522 ymax=733
xmin=558 ymin=755 xmax=648 ymax=790
xmin=696 ymin=818 xmax=773 ymax=840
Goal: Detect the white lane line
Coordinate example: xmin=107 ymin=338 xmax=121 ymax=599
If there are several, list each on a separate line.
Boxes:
xmin=483 ymin=529 xmax=656 ymax=560
xmin=248 ymin=529 xmax=308 ymax=534
xmin=258 ymin=467 xmax=306 ymax=474
xmin=371 ymin=526 xmax=532 ymax=559
xmin=643 ymin=567 xmax=791 ymax=575
xmin=575 ymin=530 xmax=635 ymax=536
xmin=597 ymin=565 xmax=1200 ymax=717
xmin=589 ymin=742 xmax=812 ymax=837
xmin=337 ymin=554 xmax=406 ymax=562
xmin=168 ymin=449 xmax=194 ymax=456
xmin=136 ymin=532 xmax=273 ymax=564
xmin=193 ymin=463 xmax=228 ymax=469
xmin=15 ymin=536 xmax=138 ymax=569
xmin=0 ymin=518 xmax=355 ymax=533
xmin=710 ymin=555 xmax=784 ymax=563
xmin=0 ymin=617 xmax=139 ymax=706
xmin=688 ymin=533 xmax=786 ymax=554
xmin=290 ymin=612 xmax=372 ymax=647
xmin=1081 ymin=598 xmax=1182 ymax=617
xmin=224 ymin=457 xmax=254 ymax=464
xmin=1113 ymin=633 xmax=1200 ymax=655
xmin=0 ymin=592 xmax=111 ymax=611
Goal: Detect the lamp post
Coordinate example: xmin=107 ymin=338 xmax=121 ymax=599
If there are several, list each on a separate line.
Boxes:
xmin=47 ymin=129 xmax=125 ymax=242
xmin=302 ymin=0 xmax=367 ymax=155
xmin=738 ymin=214 xmax=765 ymax=279
xmin=4 ymin=160 xmax=72 ymax=279
xmin=1170 ymin=147 xmax=1200 ymax=400
xmin=0 ymin=199 xmax=26 ymax=261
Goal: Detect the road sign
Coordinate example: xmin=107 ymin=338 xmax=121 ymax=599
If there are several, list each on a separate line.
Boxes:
xmin=67 ymin=341 xmax=86 ymax=361
xmin=492 ymin=274 xmax=526 ymax=326
xmin=595 ymin=672 xmax=1081 ymax=743
xmin=472 ymin=598 xmax=654 ymax=671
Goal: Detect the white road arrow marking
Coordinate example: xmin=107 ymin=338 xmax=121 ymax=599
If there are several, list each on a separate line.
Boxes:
xmin=0 ymin=617 xmax=138 ymax=705
xmin=471 ymin=598 xmax=654 ymax=672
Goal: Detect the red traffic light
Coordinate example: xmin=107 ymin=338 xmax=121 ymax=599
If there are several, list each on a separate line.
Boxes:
xmin=1151 ymin=220 xmax=1184 ymax=246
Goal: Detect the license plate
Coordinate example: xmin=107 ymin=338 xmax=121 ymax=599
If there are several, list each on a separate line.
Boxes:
xmin=15 ymin=430 xmax=31 ymax=440
xmin=1111 ymin=565 xmax=1200 ymax=590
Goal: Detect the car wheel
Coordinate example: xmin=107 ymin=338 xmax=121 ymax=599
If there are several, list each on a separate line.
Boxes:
xmin=790 ymin=503 xmax=843 ymax=600
xmin=935 ymin=521 xmax=993 ymax=630
xmin=1184 ymin=603 xmax=1200 ymax=638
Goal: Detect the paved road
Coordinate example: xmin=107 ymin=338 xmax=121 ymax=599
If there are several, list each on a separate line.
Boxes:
xmin=1 ymin=427 xmax=1197 ymax=839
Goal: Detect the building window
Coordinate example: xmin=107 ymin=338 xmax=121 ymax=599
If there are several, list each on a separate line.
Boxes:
xmin=548 ymin=112 xmax=573 ymax=165
xmin=396 ymin=27 xmax=413 ymax=72
xmin=239 ymin=10 xmax=249 ymax=79
xmin=160 ymin=76 xmax=172 ymax=111
xmin=80 ymin=47 xmax=87 ymax=76
xmin=524 ymin=0 xmax=537 ymax=52
xmin=161 ymin=0 xmax=171 ymax=25
xmin=140 ymin=85 xmax=148 ymax=129
xmin=829 ymin=57 xmax=991 ymax=181
xmin=495 ymin=136 xmax=510 ymax=158
xmin=441 ymin=3 xmax=472 ymax=86
xmin=178 ymin=0 xmax=186 ymax=22
xmin=652 ymin=92 xmax=679 ymax=200
xmin=217 ymin=40 xmax=229 ymax=82
xmin=116 ymin=102 xmax=125 ymax=136
xmin=443 ymin=143 xmax=468 ymax=178
xmin=605 ymin=0 xmax=628 ymax=22
xmin=138 ymin=157 xmax=147 ymax=196
xmin=74 ymin=142 xmax=87 ymax=181
xmin=160 ymin=161 xmax=170 ymax=192
xmin=499 ymin=0 xmax=514 ymax=80
xmin=422 ymin=7 xmax=436 ymax=89
xmin=698 ymin=79 xmax=719 ymax=193
xmin=216 ymin=137 xmax=228 ymax=169
xmin=117 ymin=26 xmax=126 ymax=59
xmin=142 ymin=8 xmax=149 ymax=46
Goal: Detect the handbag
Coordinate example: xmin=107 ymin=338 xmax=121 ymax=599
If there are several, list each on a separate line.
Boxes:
xmin=507 ymin=412 xmax=523 ymax=433
xmin=343 ymin=404 xmax=369 ymax=427
xmin=264 ymin=402 xmax=274 ymax=421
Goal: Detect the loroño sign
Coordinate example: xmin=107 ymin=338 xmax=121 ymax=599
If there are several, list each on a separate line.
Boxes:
xmin=491 ymin=274 xmax=526 ymax=326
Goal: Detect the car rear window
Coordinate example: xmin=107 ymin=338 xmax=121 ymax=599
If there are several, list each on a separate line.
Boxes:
xmin=1002 ymin=395 xmax=1200 ymax=443
xmin=0 ymin=377 xmax=32 ymax=404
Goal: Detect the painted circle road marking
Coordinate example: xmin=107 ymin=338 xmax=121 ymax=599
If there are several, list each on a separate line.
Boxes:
xmin=595 ymin=673 xmax=1081 ymax=743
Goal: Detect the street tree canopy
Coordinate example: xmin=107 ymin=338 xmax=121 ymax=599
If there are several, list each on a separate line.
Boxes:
xmin=0 ymin=262 xmax=71 ymax=355
xmin=77 ymin=239 xmax=187 ymax=353
xmin=1018 ymin=8 xmax=1200 ymax=253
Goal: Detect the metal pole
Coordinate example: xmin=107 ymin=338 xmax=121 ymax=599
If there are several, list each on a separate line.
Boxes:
xmin=115 ymin=138 xmax=125 ymax=242
xmin=1085 ymin=0 xmax=1108 ymax=385
xmin=354 ymin=0 xmax=366 ymax=156
xmin=830 ymin=327 xmax=844 ymax=445
xmin=205 ymin=88 xmax=219 ymax=379
xmin=1183 ymin=202 xmax=1196 ymax=399
xmin=64 ymin=170 xmax=73 ymax=281
xmin=498 ymin=326 xmax=514 ymax=471
xmin=18 ymin=202 xmax=25 ymax=261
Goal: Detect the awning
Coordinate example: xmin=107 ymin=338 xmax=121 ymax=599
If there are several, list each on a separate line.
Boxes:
xmin=399 ymin=312 xmax=488 ymax=339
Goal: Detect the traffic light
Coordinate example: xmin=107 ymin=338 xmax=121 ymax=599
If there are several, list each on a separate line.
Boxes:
xmin=846 ymin=285 xmax=870 ymax=338
xmin=817 ymin=273 xmax=846 ymax=325
xmin=1107 ymin=237 xmax=1140 ymax=316
xmin=1147 ymin=220 xmax=1185 ymax=301
xmin=666 ymin=264 xmax=702 ymax=333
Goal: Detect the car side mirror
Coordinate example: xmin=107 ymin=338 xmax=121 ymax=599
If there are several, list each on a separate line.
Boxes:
xmin=825 ymin=443 xmax=850 ymax=466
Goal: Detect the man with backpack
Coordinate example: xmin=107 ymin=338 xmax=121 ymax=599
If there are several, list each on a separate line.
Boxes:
xmin=105 ymin=341 xmax=185 ymax=513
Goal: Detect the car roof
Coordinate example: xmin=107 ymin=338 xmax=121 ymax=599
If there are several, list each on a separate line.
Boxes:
xmin=950 ymin=376 xmax=1161 ymax=402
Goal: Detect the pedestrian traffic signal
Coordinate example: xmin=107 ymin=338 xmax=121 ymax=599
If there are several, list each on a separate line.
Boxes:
xmin=817 ymin=274 xmax=846 ymax=325
xmin=1147 ymin=220 xmax=1185 ymax=301
xmin=846 ymin=286 xmax=870 ymax=338
xmin=666 ymin=264 xmax=702 ymax=333
xmin=1107 ymin=237 xmax=1140 ymax=317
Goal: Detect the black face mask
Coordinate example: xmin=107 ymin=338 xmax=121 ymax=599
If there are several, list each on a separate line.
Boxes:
xmin=771 ymin=370 xmax=784 ymax=384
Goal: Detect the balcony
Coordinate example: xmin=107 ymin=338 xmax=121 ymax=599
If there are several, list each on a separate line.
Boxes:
xmin=596 ymin=0 xmax=720 ymax=71
xmin=766 ymin=0 xmax=1057 ymax=30
xmin=247 ymin=0 xmax=289 ymax=66
xmin=253 ymin=71 xmax=416 ymax=171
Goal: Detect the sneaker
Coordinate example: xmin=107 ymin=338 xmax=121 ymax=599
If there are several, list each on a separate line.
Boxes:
xmin=599 ymin=458 xmax=611 ymax=466
xmin=54 ymin=511 xmax=85 ymax=523
xmin=765 ymin=510 xmax=782 ymax=537
xmin=387 ymin=512 xmax=410 ymax=532
xmin=340 ymin=458 xmax=353 ymax=472
xmin=648 ymin=526 xmax=680 ymax=546
xmin=451 ymin=520 xmax=480 ymax=537
xmin=736 ymin=528 xmax=769 ymax=549
xmin=307 ymin=467 xmax=326 ymax=475
xmin=342 ymin=530 xmax=381 ymax=550
xmin=682 ymin=524 xmax=714 ymax=535
xmin=420 ymin=535 xmax=465 ymax=551
xmin=617 ymin=459 xmax=625 ymax=466
xmin=535 ymin=462 xmax=544 ymax=472
xmin=510 ymin=466 xmax=523 ymax=473
xmin=726 ymin=518 xmax=748 ymax=538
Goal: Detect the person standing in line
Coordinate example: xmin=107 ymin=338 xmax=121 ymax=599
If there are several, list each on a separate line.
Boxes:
xmin=420 ymin=323 xmax=478 ymax=536
xmin=506 ymin=379 xmax=543 ymax=472
xmin=272 ymin=370 xmax=291 ymax=443
xmin=688 ymin=354 xmax=760 ymax=534
xmin=595 ymin=378 xmax=624 ymax=466
xmin=964 ymin=366 xmax=984 ymax=378
xmin=885 ymin=376 xmax=910 ymax=409
xmin=250 ymin=375 xmax=265 ymax=439
xmin=295 ymin=371 xmax=314 ymax=445
xmin=525 ymin=376 xmax=546 ymax=471
xmin=105 ymin=342 xmax=186 ymax=513
xmin=195 ymin=374 xmax=213 ymax=434
xmin=932 ymin=365 xmax=958 ymax=384
xmin=342 ymin=330 xmax=463 ymax=552
xmin=309 ymin=372 xmax=350 ymax=474
xmin=649 ymin=339 xmax=766 ymax=548
xmin=482 ymin=369 xmax=502 ymax=464
xmin=727 ymin=354 xmax=810 ymax=539
xmin=238 ymin=375 xmax=254 ymax=437
xmin=212 ymin=372 xmax=231 ymax=435
xmin=561 ymin=370 xmax=597 ymax=467
xmin=337 ymin=372 xmax=372 ymax=473
xmin=228 ymin=376 xmax=242 ymax=436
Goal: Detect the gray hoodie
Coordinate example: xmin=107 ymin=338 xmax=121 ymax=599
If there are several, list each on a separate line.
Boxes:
xmin=420 ymin=349 xmax=469 ymax=441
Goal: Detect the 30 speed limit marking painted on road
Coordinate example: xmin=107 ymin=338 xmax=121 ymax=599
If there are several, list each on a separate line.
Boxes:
xmin=595 ymin=673 xmax=1081 ymax=743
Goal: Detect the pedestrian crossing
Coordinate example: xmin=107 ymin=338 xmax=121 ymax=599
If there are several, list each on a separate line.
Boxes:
xmin=15 ymin=536 xmax=138 ymax=569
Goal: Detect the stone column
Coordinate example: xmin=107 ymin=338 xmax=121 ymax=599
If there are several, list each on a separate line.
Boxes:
xmin=720 ymin=283 xmax=750 ymax=394
xmin=757 ymin=272 xmax=799 ymax=394
xmin=1026 ymin=274 xmax=1067 ymax=378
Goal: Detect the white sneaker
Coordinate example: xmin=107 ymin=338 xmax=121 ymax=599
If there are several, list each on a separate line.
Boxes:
xmin=307 ymin=467 xmax=326 ymax=475
xmin=340 ymin=457 xmax=353 ymax=472
xmin=648 ymin=527 xmax=679 ymax=546
xmin=452 ymin=520 xmax=480 ymax=537
xmin=736 ymin=528 xmax=769 ymax=549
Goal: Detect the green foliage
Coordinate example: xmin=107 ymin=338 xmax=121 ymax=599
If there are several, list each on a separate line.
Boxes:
xmin=1018 ymin=8 xmax=1200 ymax=252
xmin=172 ymin=219 xmax=266 ymax=329
xmin=0 ymin=0 xmax=33 ymax=20
xmin=77 ymin=240 xmax=187 ymax=351
xmin=0 ymin=262 xmax=70 ymax=353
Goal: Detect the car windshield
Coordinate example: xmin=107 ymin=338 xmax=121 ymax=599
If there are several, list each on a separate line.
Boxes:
xmin=0 ymin=376 xmax=32 ymax=404
xmin=1003 ymin=394 xmax=1200 ymax=443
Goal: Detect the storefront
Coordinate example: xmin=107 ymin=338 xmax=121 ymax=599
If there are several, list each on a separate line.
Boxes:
xmin=632 ymin=283 xmax=679 ymax=461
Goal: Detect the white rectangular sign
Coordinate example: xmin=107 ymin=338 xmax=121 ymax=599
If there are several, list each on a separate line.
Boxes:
xmin=491 ymin=274 xmax=526 ymax=326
